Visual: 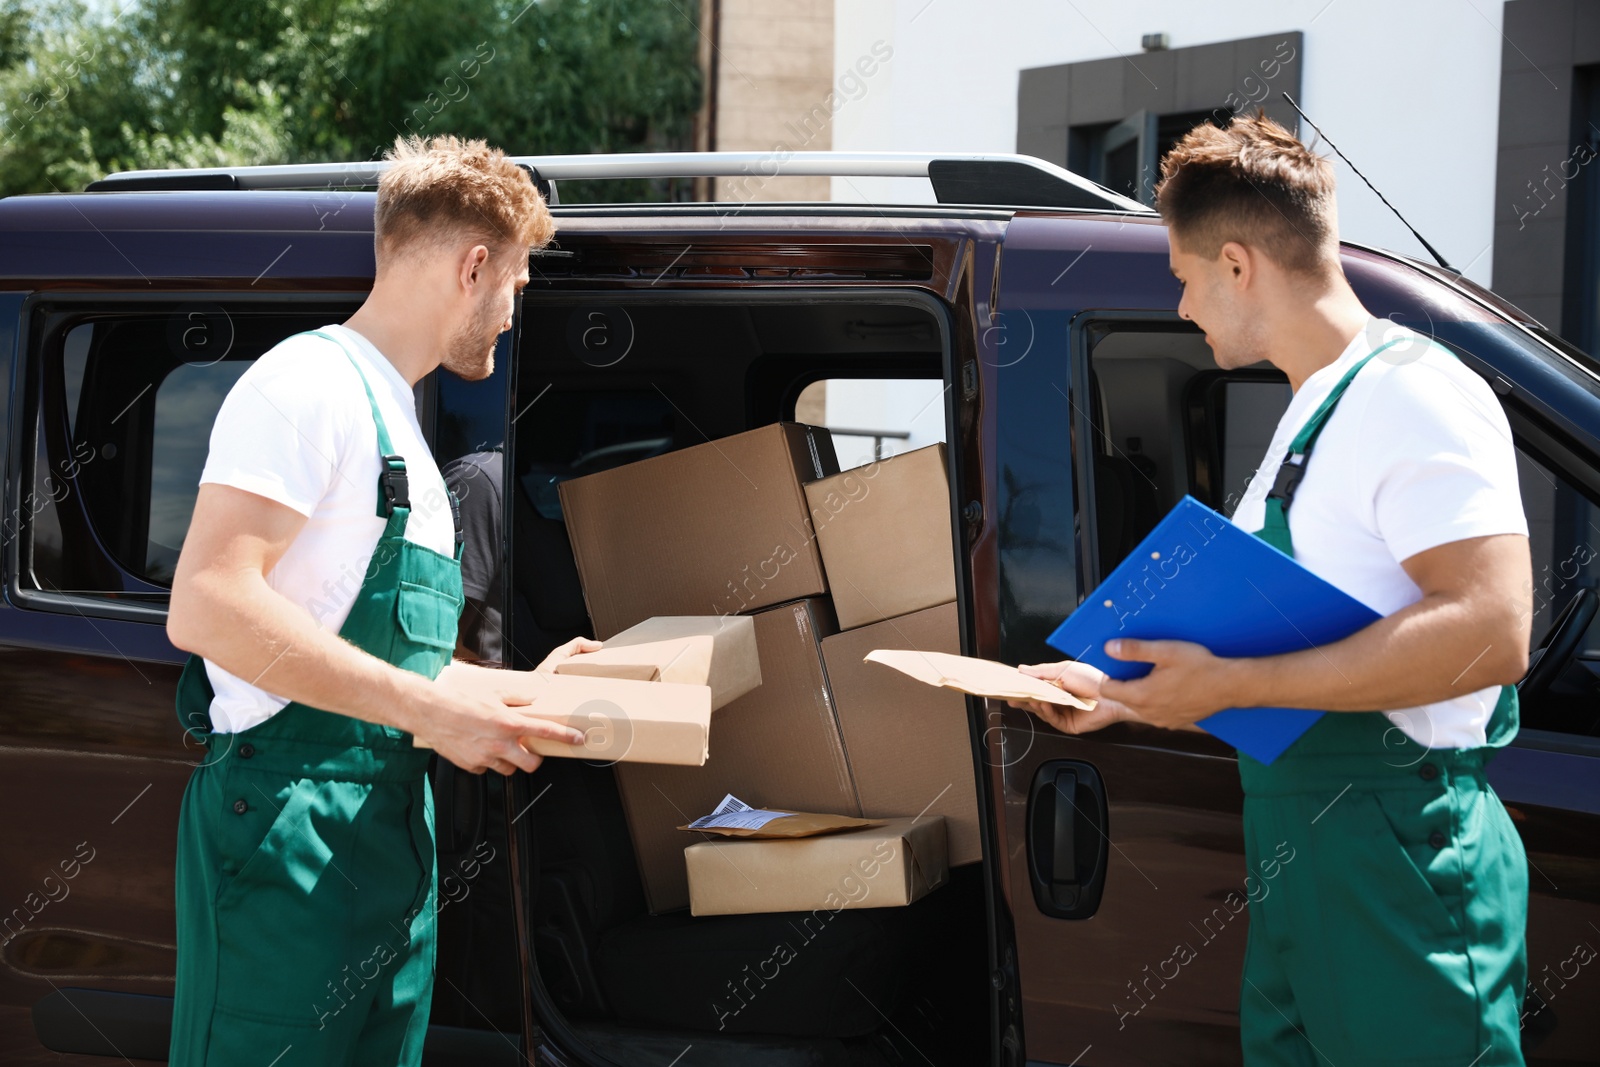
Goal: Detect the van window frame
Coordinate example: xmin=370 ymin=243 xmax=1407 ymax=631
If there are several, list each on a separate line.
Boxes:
xmin=6 ymin=292 xmax=380 ymax=625
xmin=504 ymin=285 xmax=978 ymax=1054
xmin=1069 ymin=310 xmax=1200 ymax=591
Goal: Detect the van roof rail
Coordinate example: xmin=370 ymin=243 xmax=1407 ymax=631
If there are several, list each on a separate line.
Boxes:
xmin=84 ymin=151 xmax=1151 ymax=213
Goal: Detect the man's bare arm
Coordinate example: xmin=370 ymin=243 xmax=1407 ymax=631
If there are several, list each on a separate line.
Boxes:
xmin=170 ymin=484 xmax=423 ymax=727
xmin=1091 ymin=534 xmax=1532 ymax=729
xmin=167 ymin=483 xmax=583 ymax=773
xmin=1224 ymin=533 xmax=1531 ymax=711
xmin=1011 ymin=534 xmax=1531 ymax=734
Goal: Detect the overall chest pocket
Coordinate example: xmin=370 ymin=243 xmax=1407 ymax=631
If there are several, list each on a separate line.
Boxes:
xmin=384 ymin=579 xmax=464 ymax=729
xmin=395 ymin=579 xmax=461 ymax=654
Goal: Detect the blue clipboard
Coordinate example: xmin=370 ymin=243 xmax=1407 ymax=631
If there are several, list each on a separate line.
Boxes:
xmin=1045 ymin=496 xmax=1381 ymax=763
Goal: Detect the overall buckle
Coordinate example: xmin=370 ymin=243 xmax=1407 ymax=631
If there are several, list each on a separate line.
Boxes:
xmin=1267 ymin=454 xmax=1306 ymax=511
xmin=379 ymin=454 xmax=410 ymax=514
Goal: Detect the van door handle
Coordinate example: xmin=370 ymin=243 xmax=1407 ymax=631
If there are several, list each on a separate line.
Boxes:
xmin=1027 ymin=759 xmax=1108 ymax=919
xmin=1048 ymin=768 xmax=1078 ymax=890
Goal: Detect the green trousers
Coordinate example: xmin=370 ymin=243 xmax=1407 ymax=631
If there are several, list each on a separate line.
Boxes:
xmin=1238 ymin=698 xmax=1528 ymax=1067
xmin=172 ymin=668 xmax=439 ymax=1065
xmin=170 ymin=334 xmax=464 ymax=1066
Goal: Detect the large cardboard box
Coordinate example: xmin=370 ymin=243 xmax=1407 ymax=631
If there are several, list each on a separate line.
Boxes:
xmin=613 ymin=598 xmax=859 ymax=913
xmin=559 ymin=423 xmax=840 ymax=638
xmin=819 ymin=601 xmax=983 ymax=866
xmin=555 ymin=615 xmax=761 ymax=710
xmin=802 ymin=443 xmax=956 ymax=630
xmin=685 ymin=816 xmax=948 ymax=916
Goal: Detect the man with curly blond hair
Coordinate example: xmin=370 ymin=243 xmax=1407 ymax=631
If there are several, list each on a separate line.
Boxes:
xmin=166 ymin=135 xmax=593 ymax=1066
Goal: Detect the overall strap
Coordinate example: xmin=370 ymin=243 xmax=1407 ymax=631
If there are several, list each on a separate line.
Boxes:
xmin=1247 ymin=333 xmax=1519 ymax=756
xmin=1257 ymin=337 xmax=1406 ymax=555
xmin=306 ymin=329 xmax=410 ymax=521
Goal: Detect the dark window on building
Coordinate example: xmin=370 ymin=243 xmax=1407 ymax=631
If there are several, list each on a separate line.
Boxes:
xmin=1019 ymin=33 xmax=1303 ymax=204
xmin=1070 ymin=109 xmax=1226 ymax=206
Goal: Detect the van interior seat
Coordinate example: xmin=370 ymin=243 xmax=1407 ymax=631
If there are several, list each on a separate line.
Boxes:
xmin=508 ymin=478 xmax=591 ymax=669
xmin=565 ymin=1020 xmax=888 ymax=1067
xmin=596 ymin=907 xmax=909 ymax=1036
xmin=1088 ymin=369 xmax=1162 ymax=569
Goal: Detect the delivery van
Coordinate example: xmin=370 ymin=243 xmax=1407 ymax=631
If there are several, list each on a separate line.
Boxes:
xmin=1 ymin=152 xmax=1596 ymax=1066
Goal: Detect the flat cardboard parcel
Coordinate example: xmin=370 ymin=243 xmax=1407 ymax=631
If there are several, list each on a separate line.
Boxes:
xmin=685 ymin=815 xmax=948 ymax=916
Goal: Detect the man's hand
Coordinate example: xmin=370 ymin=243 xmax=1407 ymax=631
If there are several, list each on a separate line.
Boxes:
xmin=1098 ymin=638 xmax=1240 ymax=729
xmin=1010 ymin=660 xmax=1136 ymax=735
xmin=420 ymin=662 xmax=586 ymax=776
xmin=535 ymin=636 xmax=603 ymax=674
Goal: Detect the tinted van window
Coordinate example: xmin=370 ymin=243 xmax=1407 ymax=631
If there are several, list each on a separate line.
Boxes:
xmin=22 ymin=305 xmax=354 ymax=602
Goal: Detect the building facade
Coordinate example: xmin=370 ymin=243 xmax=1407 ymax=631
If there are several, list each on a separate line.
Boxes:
xmin=695 ymin=1 xmax=1600 ymax=454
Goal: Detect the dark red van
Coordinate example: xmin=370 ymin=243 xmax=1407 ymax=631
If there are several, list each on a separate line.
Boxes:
xmin=1 ymin=153 xmax=1595 ymax=1066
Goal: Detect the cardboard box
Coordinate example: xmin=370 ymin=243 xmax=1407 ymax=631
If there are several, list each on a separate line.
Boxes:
xmin=416 ymin=672 xmax=711 ymax=767
xmin=802 ymin=443 xmax=956 ymax=630
xmin=554 ymin=615 xmax=760 ymax=710
xmin=685 ymin=816 xmax=948 ymax=916
xmin=613 ymin=598 xmax=859 ymax=913
xmin=559 ymin=423 xmax=840 ymax=638
xmin=517 ymin=674 xmax=711 ymax=766
xmin=820 ymin=602 xmax=983 ymax=866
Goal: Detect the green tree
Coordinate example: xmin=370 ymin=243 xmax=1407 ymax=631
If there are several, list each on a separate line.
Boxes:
xmin=426 ymin=0 xmax=704 ymax=201
xmin=0 ymin=1 xmax=292 ymax=192
xmin=0 ymin=0 xmax=703 ymax=198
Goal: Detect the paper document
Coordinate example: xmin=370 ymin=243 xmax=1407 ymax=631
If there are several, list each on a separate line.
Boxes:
xmin=686 ymin=794 xmax=790 ymax=832
xmin=864 ymin=649 xmax=1096 ymax=709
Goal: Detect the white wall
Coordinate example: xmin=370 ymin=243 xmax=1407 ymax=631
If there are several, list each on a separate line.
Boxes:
xmin=833 ymin=0 xmax=1505 ymax=287
xmin=825 ymin=378 xmax=947 ymax=470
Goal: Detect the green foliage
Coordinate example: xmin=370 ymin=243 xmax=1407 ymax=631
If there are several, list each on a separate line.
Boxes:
xmin=0 ymin=0 xmax=703 ymax=198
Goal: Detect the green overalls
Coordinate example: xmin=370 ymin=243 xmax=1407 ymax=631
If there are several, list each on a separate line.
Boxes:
xmin=1238 ymin=344 xmax=1528 ymax=1066
xmin=171 ymin=332 xmax=464 ymax=1067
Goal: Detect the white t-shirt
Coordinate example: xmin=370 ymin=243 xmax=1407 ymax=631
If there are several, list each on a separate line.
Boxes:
xmin=1230 ymin=321 xmax=1528 ymax=749
xmin=198 ymin=325 xmax=456 ymax=733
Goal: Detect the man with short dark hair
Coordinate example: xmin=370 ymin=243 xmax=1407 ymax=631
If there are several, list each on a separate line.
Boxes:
xmin=166 ymin=135 xmax=593 ymax=1066
xmin=1014 ymin=114 xmax=1533 ymax=1066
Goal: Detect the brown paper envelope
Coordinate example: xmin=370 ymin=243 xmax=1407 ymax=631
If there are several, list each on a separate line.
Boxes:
xmin=863 ymin=649 xmax=1096 ymax=709
xmin=676 ymin=808 xmax=883 ymax=839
